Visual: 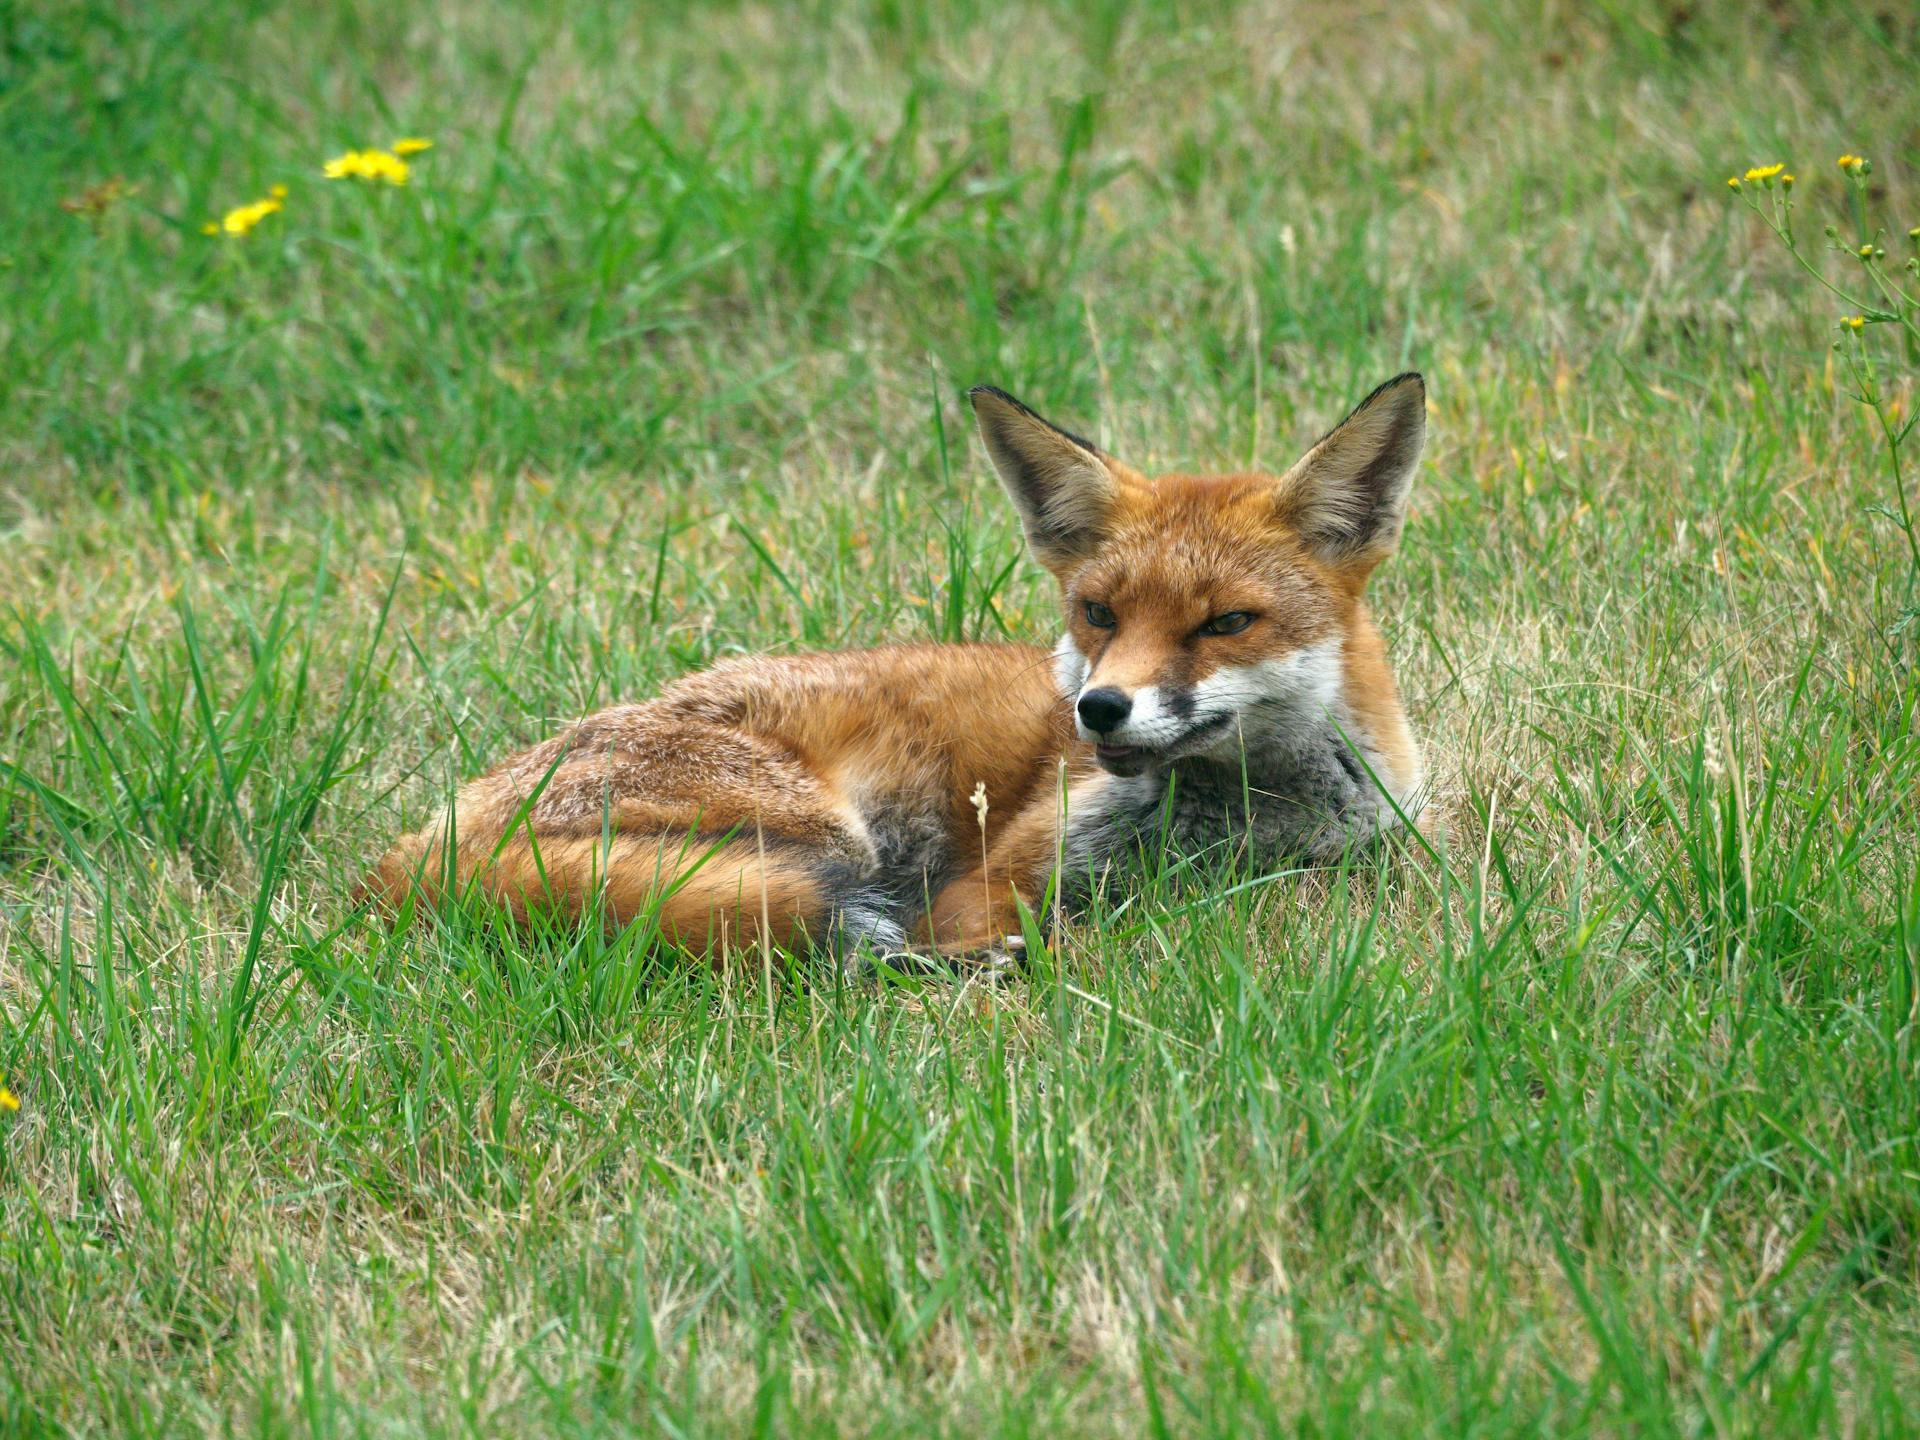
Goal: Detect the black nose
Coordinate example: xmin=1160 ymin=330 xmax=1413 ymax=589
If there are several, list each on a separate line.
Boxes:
xmin=1077 ymin=687 xmax=1132 ymax=733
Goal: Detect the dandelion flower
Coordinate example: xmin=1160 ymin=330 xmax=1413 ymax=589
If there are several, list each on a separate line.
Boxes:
xmin=224 ymin=198 xmax=280 ymax=235
xmin=324 ymin=148 xmax=410 ymax=185
xmin=392 ymin=137 xmax=433 ymax=156
xmin=365 ymin=151 xmax=409 ymax=184
xmin=206 ymin=191 xmax=284 ymax=237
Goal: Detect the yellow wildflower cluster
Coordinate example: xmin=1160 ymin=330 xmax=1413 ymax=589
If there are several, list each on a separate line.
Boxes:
xmin=1837 ymin=154 xmax=1868 ymax=174
xmin=324 ymin=138 xmax=432 ymax=186
xmin=202 ymin=183 xmax=288 ymax=237
xmin=1727 ymin=162 xmax=1793 ymax=192
xmin=1841 ymin=316 xmax=1866 ymax=331
xmin=197 ymin=136 xmax=431 ymax=242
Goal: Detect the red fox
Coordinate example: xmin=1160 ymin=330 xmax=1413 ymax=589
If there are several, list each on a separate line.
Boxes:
xmin=362 ymin=375 xmax=1429 ymax=962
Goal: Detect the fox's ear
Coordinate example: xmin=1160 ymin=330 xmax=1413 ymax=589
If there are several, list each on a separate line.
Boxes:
xmin=970 ymin=385 xmax=1117 ymax=568
xmin=1274 ymin=373 xmax=1426 ymax=571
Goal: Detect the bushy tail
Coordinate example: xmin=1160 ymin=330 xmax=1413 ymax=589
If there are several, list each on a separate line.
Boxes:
xmin=353 ymin=824 xmax=838 ymax=956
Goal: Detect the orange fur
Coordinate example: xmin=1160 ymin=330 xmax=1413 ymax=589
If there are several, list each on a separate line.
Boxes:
xmin=363 ymin=376 xmax=1431 ymax=964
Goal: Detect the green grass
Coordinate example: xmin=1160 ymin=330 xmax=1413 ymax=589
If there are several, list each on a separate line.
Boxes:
xmin=4 ymin=0 xmax=1920 ymax=1433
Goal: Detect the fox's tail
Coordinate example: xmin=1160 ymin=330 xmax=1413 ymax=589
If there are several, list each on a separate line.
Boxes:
xmin=354 ymin=823 xmax=866 ymax=957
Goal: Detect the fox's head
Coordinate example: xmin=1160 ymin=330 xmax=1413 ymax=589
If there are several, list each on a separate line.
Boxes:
xmin=971 ymin=375 xmax=1426 ymax=777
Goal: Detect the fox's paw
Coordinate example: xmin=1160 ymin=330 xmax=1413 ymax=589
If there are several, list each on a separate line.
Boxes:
xmin=958 ymin=934 xmax=1026 ymax=984
xmin=854 ymin=934 xmax=1028 ymax=984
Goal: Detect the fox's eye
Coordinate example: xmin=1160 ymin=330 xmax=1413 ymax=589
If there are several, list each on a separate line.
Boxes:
xmin=1083 ymin=600 xmax=1117 ymax=629
xmin=1199 ymin=611 xmax=1255 ymax=637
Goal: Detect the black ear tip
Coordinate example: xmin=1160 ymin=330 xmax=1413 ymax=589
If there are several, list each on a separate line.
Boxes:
xmin=1351 ymin=371 xmax=1426 ymax=421
xmin=969 ymin=386 xmax=1106 ymax=460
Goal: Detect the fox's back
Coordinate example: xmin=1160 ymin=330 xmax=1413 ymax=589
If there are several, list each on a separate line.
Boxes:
xmin=447 ymin=642 xmax=1081 ymax=859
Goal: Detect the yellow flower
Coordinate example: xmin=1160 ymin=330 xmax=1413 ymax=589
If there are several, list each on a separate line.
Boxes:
xmin=391 ymin=137 xmax=433 ymax=156
xmin=207 ymin=191 xmax=284 ymax=237
xmin=0 ymin=1086 xmax=17 ymax=1113
xmin=323 ymin=148 xmax=410 ymax=185
xmin=227 ymin=199 xmax=279 ymax=234
xmin=1837 ymin=154 xmax=1867 ymax=175
xmin=1781 ymin=174 xmax=1793 ymax=188
xmin=1726 ymin=176 xmax=1741 ymax=190
xmin=1842 ymin=316 xmax=1865 ymax=331
xmin=1743 ymin=163 xmax=1786 ymax=185
xmin=1858 ymin=244 xmax=1875 ymax=258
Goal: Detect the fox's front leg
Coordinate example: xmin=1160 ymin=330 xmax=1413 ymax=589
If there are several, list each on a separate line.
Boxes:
xmin=919 ymin=789 xmax=1067 ymax=959
xmin=919 ymin=887 xmax=1034 ymax=963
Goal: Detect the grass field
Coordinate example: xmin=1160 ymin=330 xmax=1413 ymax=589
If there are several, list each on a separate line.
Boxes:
xmin=5 ymin=0 xmax=1920 ymax=1433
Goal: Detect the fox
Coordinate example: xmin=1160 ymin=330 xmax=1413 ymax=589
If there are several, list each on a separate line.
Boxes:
xmin=361 ymin=373 xmax=1430 ymax=963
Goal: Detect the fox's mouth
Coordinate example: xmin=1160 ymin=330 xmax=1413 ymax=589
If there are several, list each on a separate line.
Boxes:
xmin=1092 ymin=714 xmax=1234 ymax=773
xmin=1092 ymin=742 xmax=1154 ymax=777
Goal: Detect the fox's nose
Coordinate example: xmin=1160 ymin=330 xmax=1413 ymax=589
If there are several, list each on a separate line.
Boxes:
xmin=1077 ymin=687 xmax=1133 ymax=734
